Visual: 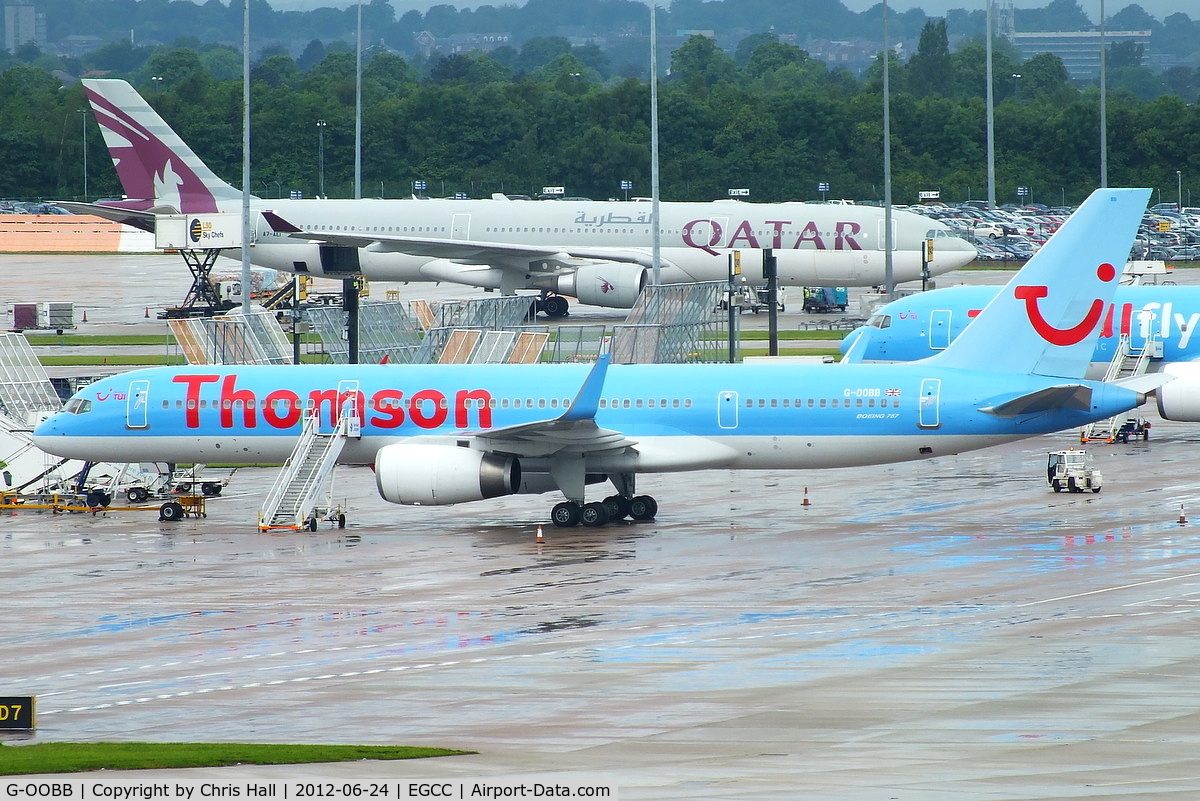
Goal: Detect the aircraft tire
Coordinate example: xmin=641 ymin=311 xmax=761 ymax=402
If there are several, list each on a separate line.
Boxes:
xmin=629 ymin=495 xmax=657 ymax=520
xmin=602 ymin=494 xmax=630 ymax=520
xmin=159 ymin=501 xmax=184 ymax=521
xmin=580 ymin=502 xmax=610 ymax=527
xmin=307 ymin=517 xmax=318 ymax=531
xmin=126 ymin=486 xmax=150 ymax=503
xmin=337 ymin=513 xmax=346 ymax=528
xmin=201 ymin=482 xmax=222 ymax=496
xmin=551 ymin=501 xmax=580 ymax=527
xmin=541 ymin=296 xmax=570 ymax=318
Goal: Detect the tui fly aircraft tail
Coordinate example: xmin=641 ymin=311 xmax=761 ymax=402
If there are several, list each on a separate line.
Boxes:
xmin=930 ymin=188 xmax=1151 ymax=379
xmin=81 ymin=78 xmax=244 ymax=214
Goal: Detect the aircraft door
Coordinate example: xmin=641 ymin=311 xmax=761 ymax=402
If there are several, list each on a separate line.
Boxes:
xmin=718 ymin=391 xmax=739 ymax=429
xmin=689 ymin=217 xmax=730 ymax=251
xmin=126 ymin=379 xmax=150 ymax=430
xmin=929 ymin=309 xmax=953 ymax=350
xmin=918 ymin=378 xmax=941 ymax=429
xmin=877 ymin=218 xmax=896 ymax=250
xmin=451 ymin=213 xmax=471 ymax=240
xmin=337 ymin=379 xmax=362 ymax=436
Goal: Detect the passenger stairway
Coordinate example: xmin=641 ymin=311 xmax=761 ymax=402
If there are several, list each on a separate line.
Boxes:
xmin=1080 ymin=333 xmax=1157 ymax=442
xmin=258 ymin=394 xmax=360 ymax=530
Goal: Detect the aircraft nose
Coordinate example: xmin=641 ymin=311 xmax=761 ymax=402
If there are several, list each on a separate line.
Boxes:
xmin=32 ymin=414 xmax=64 ymax=451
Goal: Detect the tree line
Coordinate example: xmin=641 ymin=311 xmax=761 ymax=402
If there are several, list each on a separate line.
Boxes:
xmin=3 ymin=26 xmax=1199 ymax=208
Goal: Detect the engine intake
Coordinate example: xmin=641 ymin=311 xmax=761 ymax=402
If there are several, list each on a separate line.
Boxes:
xmin=1155 ymin=362 xmax=1200 ymax=422
xmin=375 ymin=443 xmax=520 ymax=505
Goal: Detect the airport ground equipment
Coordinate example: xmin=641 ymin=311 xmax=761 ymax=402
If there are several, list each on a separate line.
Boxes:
xmin=9 ymin=302 xmax=74 ymax=334
xmin=1080 ymin=332 xmax=1158 ymax=442
xmin=1047 ymin=450 xmax=1102 ymax=493
xmin=1114 ymin=418 xmax=1151 ymax=442
xmin=802 ymin=286 xmax=848 ymax=313
xmin=259 ymin=399 xmax=356 ymax=531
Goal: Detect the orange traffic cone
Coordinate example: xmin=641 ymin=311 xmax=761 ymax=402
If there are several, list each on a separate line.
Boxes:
xmin=802 ymin=487 xmax=811 ymax=508
xmin=81 ymin=309 xmax=87 ymax=323
xmin=144 ymin=306 xmax=150 ymax=318
xmin=536 ymin=524 xmax=545 ymax=543
xmin=1179 ymin=504 xmax=1188 ymax=525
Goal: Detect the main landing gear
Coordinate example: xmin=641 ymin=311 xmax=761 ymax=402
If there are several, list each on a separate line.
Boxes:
xmin=550 ymin=494 xmax=658 ymax=528
xmin=536 ymin=293 xmax=571 ymax=319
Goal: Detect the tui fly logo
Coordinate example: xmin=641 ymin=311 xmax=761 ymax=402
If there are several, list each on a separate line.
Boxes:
xmin=1013 ymin=262 xmax=1116 ymax=346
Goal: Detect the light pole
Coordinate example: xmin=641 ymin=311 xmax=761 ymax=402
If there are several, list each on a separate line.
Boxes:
xmin=1012 ymin=73 xmax=1021 ymax=102
xmin=1177 ymin=170 xmax=1182 ymax=211
xmin=316 ymin=120 xmax=327 ymax=198
xmin=76 ymin=108 xmax=87 ymax=203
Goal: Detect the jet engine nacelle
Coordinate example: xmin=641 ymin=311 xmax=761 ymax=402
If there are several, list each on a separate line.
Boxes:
xmin=374 ymin=443 xmax=520 ymax=505
xmin=1155 ymin=362 xmax=1200 ymax=422
xmin=557 ymin=264 xmax=647 ymax=309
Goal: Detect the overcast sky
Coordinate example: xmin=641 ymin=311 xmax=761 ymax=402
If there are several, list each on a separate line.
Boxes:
xmin=272 ymin=0 xmax=1190 ymax=23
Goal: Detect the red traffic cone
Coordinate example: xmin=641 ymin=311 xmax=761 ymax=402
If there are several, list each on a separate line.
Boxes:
xmin=81 ymin=309 xmax=87 ymax=323
xmin=536 ymin=524 xmax=545 ymax=543
xmin=1179 ymin=504 xmax=1188 ymax=525
xmin=802 ymin=487 xmax=811 ymax=508
xmin=144 ymin=306 xmax=150 ymax=318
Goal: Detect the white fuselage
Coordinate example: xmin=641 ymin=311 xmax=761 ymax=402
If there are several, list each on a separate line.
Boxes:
xmin=241 ymin=198 xmax=976 ymax=289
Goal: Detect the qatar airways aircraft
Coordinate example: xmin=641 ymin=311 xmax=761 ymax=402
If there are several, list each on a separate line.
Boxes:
xmin=841 ymin=283 xmax=1200 ymax=422
xmin=66 ymin=79 xmax=978 ymax=316
xmin=35 ymin=189 xmax=1159 ymax=526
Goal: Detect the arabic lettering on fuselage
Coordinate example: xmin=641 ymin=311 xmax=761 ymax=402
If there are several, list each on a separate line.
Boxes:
xmin=572 ymin=211 xmax=653 ymax=227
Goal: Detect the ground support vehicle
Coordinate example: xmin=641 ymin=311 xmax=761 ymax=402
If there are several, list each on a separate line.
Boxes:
xmin=1114 ymin=418 xmax=1151 ymax=443
xmin=802 ymin=287 xmax=848 ymax=313
xmin=1047 ymin=450 xmax=1102 ymax=493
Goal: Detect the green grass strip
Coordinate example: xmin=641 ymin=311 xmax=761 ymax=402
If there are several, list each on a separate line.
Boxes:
xmin=740 ymin=329 xmax=848 ymax=341
xmin=0 ymin=742 xmax=470 ymax=775
xmin=740 ymin=348 xmax=843 ymax=359
xmin=24 ymin=335 xmax=177 ymax=346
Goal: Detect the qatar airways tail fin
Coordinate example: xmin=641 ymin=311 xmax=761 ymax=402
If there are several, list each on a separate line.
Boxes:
xmin=930 ymin=188 xmax=1150 ymax=379
xmin=82 ymin=78 xmax=244 ymax=214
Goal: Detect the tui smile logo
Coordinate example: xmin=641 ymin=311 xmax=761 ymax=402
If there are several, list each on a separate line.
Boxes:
xmin=1013 ymin=262 xmax=1116 ymax=346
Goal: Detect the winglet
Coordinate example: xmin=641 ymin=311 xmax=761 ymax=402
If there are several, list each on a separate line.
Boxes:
xmin=559 ymin=355 xmax=610 ymax=421
xmin=928 ymin=188 xmax=1151 ymax=379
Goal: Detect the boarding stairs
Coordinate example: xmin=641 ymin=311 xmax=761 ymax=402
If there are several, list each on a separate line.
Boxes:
xmin=1080 ymin=333 xmax=1157 ymax=442
xmin=258 ymin=397 xmax=360 ymax=530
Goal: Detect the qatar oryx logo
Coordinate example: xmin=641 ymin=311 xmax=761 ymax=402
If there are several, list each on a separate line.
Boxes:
xmin=1013 ymin=262 xmax=1117 ymax=346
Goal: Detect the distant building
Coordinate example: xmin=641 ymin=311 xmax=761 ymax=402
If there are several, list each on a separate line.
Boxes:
xmin=4 ymin=2 xmax=47 ymax=52
xmin=1013 ymin=30 xmax=1153 ymax=81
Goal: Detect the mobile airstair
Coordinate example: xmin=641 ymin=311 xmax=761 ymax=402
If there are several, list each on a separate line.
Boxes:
xmin=258 ymin=392 xmax=360 ymax=531
xmin=1080 ymin=333 xmax=1158 ymax=442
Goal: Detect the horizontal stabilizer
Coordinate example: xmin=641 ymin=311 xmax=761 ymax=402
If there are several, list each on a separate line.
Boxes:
xmin=979 ymin=384 xmax=1092 ymax=417
xmin=1114 ymin=372 xmax=1174 ymax=395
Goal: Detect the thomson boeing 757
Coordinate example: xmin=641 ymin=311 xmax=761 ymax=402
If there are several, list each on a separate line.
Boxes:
xmin=36 ymin=189 xmax=1156 ymax=526
xmin=67 ymin=79 xmax=977 ymax=316
xmin=841 ymin=282 xmax=1200 ymax=422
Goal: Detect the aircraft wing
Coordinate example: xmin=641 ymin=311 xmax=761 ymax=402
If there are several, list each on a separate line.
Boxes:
xmin=472 ymin=354 xmax=636 ymax=458
xmin=260 ymin=210 xmax=670 ymax=271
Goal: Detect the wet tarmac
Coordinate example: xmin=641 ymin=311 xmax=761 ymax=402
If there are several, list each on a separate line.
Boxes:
xmin=4 ymin=256 xmax=1200 ymax=798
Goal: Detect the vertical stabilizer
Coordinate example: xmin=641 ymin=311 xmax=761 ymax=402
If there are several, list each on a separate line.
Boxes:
xmin=82 ymin=79 xmax=244 ymax=213
xmin=930 ymin=188 xmax=1150 ymax=378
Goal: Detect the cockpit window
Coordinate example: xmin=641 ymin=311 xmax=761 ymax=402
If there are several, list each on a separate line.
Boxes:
xmin=64 ymin=398 xmax=92 ymax=415
xmin=867 ymin=314 xmax=891 ymax=330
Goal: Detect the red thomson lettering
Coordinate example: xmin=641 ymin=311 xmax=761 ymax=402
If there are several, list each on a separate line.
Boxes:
xmin=220 ymin=374 xmax=257 ymax=428
xmin=409 ymin=389 xmax=448 ymax=429
xmin=262 ymin=389 xmax=302 ymax=428
xmin=369 ymin=388 xmax=405 ymax=429
xmin=455 ymin=389 xmax=493 ymax=429
xmin=173 ymin=374 xmax=220 ymax=428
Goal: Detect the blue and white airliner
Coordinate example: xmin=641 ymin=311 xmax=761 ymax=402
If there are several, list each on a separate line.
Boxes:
xmin=35 ymin=189 xmax=1161 ymax=526
xmin=841 ymin=283 xmax=1200 ymax=422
